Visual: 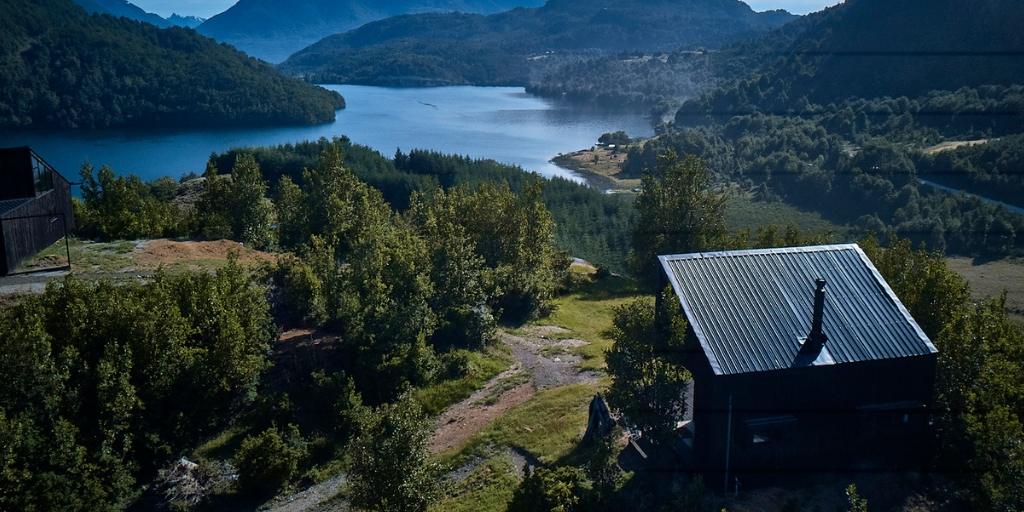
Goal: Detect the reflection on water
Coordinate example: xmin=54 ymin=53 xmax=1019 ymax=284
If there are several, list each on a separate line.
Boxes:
xmin=0 ymin=85 xmax=654 ymax=186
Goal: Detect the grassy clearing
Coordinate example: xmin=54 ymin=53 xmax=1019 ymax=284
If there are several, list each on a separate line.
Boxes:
xmin=947 ymin=256 xmax=1024 ymax=325
xmin=17 ymin=237 xmax=138 ymax=273
xmin=191 ymin=424 xmax=249 ymax=462
xmin=725 ymin=191 xmax=852 ymax=242
xmin=540 ymin=272 xmax=647 ymax=371
xmin=431 ymin=455 xmax=520 ymax=512
xmin=415 ymin=346 xmax=514 ymax=416
xmin=442 ymin=383 xmax=600 ymax=469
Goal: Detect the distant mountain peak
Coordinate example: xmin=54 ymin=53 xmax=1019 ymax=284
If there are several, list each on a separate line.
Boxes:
xmin=72 ymin=0 xmax=172 ymax=27
xmin=196 ymin=0 xmax=548 ymax=63
xmin=168 ymin=13 xmax=205 ymax=28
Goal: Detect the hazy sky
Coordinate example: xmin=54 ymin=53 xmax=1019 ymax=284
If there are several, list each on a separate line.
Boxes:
xmin=131 ymin=0 xmax=842 ymax=20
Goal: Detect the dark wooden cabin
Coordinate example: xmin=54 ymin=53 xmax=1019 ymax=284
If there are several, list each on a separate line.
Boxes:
xmin=0 ymin=147 xmax=75 ymax=275
xmin=659 ymin=244 xmax=937 ymax=487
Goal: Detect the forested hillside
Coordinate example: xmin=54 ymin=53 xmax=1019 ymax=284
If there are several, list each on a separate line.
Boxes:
xmin=526 ymin=11 xmax=815 ymax=109
xmin=277 ymin=0 xmax=795 ymax=86
xmin=0 ymin=0 xmax=345 ymax=130
xmin=197 ymin=0 xmax=547 ymax=63
xmin=675 ymin=0 xmax=1024 ymax=121
xmin=626 ymin=0 xmax=1024 ymax=259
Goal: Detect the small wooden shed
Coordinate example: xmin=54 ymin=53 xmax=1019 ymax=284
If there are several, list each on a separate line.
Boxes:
xmin=659 ymin=244 xmax=937 ymax=486
xmin=0 ymin=147 xmax=75 ymax=275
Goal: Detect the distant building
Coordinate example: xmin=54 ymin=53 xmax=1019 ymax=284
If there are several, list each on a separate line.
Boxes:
xmin=659 ymin=244 xmax=937 ymax=485
xmin=0 ymin=147 xmax=75 ymax=275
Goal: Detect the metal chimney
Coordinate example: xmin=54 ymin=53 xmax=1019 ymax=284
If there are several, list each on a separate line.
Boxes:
xmin=792 ymin=278 xmax=829 ymax=367
xmin=809 ymin=278 xmax=827 ymax=346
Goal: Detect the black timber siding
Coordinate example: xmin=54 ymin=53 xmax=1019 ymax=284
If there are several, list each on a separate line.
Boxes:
xmin=0 ymin=148 xmax=35 ymax=200
xmin=686 ymin=331 xmax=938 ymax=479
xmin=0 ymin=169 xmax=74 ymax=275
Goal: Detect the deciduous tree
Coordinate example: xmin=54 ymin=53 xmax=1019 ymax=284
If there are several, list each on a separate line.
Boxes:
xmin=628 ymin=150 xmax=727 ymax=286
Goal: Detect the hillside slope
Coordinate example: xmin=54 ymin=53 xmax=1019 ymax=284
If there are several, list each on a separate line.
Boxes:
xmin=71 ymin=0 xmax=170 ymax=27
xmin=277 ymin=0 xmax=796 ymax=86
xmin=197 ymin=0 xmax=546 ymax=63
xmin=675 ymin=0 xmax=1024 ymax=122
xmin=0 ymin=0 xmax=345 ymax=131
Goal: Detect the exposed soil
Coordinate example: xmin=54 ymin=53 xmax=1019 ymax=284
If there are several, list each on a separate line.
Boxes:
xmin=427 ymin=325 xmax=599 ymax=455
xmin=0 ymin=239 xmax=275 ymax=296
xmin=922 ymin=139 xmax=990 ymax=154
xmin=551 ymin=148 xmax=640 ymax=192
xmin=133 ymin=239 xmax=275 ymax=268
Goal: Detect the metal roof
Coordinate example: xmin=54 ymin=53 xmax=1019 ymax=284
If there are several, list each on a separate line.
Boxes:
xmin=0 ymin=198 xmax=32 ymax=218
xmin=660 ymin=244 xmax=935 ymax=376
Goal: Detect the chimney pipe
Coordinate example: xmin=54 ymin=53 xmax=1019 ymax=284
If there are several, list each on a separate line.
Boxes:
xmin=793 ymin=279 xmax=829 ymax=367
xmin=809 ymin=278 xmax=827 ymax=345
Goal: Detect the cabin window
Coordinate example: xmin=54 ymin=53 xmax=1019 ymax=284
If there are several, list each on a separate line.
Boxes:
xmin=743 ymin=415 xmax=796 ymax=448
xmin=32 ymin=155 xmax=53 ymax=196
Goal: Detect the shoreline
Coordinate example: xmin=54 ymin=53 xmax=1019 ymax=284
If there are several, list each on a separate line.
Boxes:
xmin=549 ymin=147 xmax=641 ymax=193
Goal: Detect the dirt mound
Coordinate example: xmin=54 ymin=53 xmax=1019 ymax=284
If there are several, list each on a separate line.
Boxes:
xmin=134 ymin=239 xmax=274 ymax=267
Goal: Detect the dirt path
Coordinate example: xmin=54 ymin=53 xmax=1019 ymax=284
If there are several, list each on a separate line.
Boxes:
xmin=427 ymin=326 xmax=599 ymax=454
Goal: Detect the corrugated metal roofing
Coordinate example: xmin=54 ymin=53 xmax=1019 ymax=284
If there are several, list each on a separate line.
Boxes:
xmin=0 ymin=198 xmax=32 ymax=218
xmin=660 ymin=244 xmax=935 ymax=376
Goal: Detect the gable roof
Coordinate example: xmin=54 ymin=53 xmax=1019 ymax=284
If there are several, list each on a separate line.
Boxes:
xmin=660 ymin=244 xmax=935 ymax=376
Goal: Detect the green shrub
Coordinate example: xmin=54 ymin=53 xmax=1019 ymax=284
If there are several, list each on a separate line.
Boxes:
xmin=233 ymin=424 xmax=306 ymax=494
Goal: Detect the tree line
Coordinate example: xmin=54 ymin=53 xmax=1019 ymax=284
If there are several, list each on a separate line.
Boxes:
xmin=77 ymin=136 xmax=636 ymax=274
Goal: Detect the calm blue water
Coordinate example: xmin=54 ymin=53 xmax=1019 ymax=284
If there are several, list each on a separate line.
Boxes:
xmin=0 ymin=85 xmax=654 ymax=186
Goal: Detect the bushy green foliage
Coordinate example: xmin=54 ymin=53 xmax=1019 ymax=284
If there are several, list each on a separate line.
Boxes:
xmin=193 ymin=155 xmax=275 ymax=248
xmin=668 ymin=476 xmax=718 ymax=512
xmin=76 ymin=163 xmax=183 ymax=240
xmin=212 ymin=138 xmax=635 ymax=272
xmin=508 ymin=464 xmax=588 ymax=512
xmin=629 ymin=150 xmax=729 ymax=285
xmin=0 ymin=0 xmax=344 ymax=130
xmin=604 ymin=288 xmax=690 ymax=438
xmin=453 ymin=179 xmax=569 ymax=322
xmin=0 ymin=261 xmax=272 ymax=511
xmin=346 ymin=394 xmax=446 ymax=512
xmin=408 ymin=187 xmax=495 ymax=350
xmin=266 ymin=144 xmax=569 ymax=399
xmin=845 ymin=484 xmax=868 ymax=512
xmin=863 ymin=236 xmax=1024 ymax=510
xmin=233 ymin=424 xmax=307 ymax=494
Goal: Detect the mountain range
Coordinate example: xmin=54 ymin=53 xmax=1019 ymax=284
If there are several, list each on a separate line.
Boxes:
xmin=71 ymin=0 xmax=204 ymax=28
xmin=196 ymin=0 xmax=547 ymax=63
xmin=277 ymin=0 xmax=796 ymax=86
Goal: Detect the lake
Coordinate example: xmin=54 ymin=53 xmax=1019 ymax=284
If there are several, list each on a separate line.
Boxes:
xmin=0 ymin=85 xmax=654 ymax=186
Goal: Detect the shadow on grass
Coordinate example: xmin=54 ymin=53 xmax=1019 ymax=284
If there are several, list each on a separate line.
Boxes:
xmin=569 ymin=274 xmax=648 ymax=302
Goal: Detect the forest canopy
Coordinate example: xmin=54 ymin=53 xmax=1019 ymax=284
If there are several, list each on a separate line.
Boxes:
xmin=0 ymin=0 xmax=345 ymax=130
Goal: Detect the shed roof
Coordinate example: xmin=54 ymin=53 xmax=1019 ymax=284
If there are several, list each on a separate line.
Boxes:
xmin=660 ymin=244 xmax=935 ymax=376
xmin=0 ymin=198 xmax=32 ymax=218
